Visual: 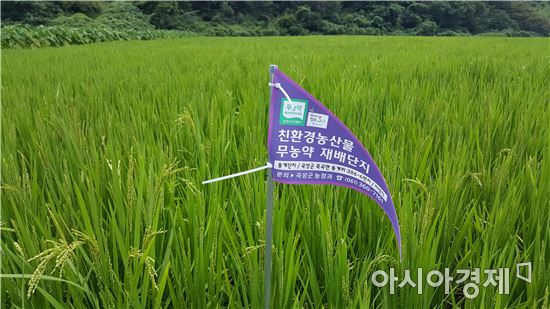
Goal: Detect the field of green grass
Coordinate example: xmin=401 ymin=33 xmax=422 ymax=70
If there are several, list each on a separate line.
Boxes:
xmin=1 ymin=36 xmax=549 ymax=308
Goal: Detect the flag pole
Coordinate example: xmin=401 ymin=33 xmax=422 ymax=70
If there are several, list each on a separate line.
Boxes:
xmin=264 ymin=64 xmax=277 ymax=309
xmin=264 ymin=163 xmax=274 ymax=309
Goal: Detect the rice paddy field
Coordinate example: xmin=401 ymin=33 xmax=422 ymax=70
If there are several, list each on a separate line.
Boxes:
xmin=1 ymin=36 xmax=549 ymax=308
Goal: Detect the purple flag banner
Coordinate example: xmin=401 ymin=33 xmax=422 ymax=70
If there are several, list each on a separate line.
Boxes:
xmin=267 ymin=68 xmax=401 ymax=254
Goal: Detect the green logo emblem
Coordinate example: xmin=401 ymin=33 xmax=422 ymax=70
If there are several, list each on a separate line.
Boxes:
xmin=279 ymin=99 xmax=308 ymax=126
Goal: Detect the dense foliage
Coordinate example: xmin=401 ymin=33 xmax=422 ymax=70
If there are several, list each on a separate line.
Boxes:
xmin=0 ymin=24 xmax=193 ymax=49
xmin=1 ymin=1 xmax=550 ymax=48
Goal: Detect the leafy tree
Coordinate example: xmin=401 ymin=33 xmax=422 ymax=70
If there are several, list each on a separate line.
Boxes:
xmin=277 ymin=12 xmax=306 ymax=35
xmin=1 ymin=1 xmax=63 ymax=25
xmin=342 ymin=13 xmax=370 ymax=28
xmin=62 ymin=1 xmax=102 ymax=18
xmin=481 ymin=8 xmax=517 ymax=33
xmin=400 ymin=7 xmax=422 ymax=29
xmin=416 ymin=20 xmax=438 ymax=35
xmin=150 ymin=2 xmax=184 ymax=30
xmin=506 ymin=2 xmax=550 ymax=35
xmin=408 ymin=2 xmax=430 ymax=16
xmin=219 ymin=2 xmax=234 ymax=19
xmin=309 ymin=2 xmax=341 ymax=23
xmin=98 ymin=2 xmax=153 ymax=31
xmin=295 ymin=6 xmax=323 ymax=32
xmin=370 ymin=16 xmax=385 ymax=30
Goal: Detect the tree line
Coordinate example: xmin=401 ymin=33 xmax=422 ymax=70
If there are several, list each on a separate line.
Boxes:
xmin=2 ymin=1 xmax=550 ymax=37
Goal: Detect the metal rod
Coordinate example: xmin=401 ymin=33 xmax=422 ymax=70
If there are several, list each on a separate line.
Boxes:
xmin=264 ymin=64 xmax=277 ymax=309
xmin=202 ymin=163 xmax=272 ymax=184
xmin=264 ymin=167 xmax=274 ymax=309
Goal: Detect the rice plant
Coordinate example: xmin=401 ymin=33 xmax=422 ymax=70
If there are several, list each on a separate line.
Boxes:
xmin=1 ymin=36 xmax=549 ymax=308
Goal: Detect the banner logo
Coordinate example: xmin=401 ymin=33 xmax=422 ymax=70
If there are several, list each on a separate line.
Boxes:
xmin=306 ymin=112 xmax=329 ymax=129
xmin=280 ymin=99 xmax=308 ymax=126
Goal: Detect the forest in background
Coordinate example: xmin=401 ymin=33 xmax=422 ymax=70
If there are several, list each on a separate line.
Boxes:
xmin=2 ymin=1 xmax=550 ymax=48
